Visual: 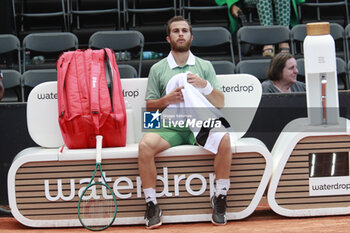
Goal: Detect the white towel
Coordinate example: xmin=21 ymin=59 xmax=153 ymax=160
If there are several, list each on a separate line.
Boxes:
xmin=163 ymin=72 xmax=237 ymax=154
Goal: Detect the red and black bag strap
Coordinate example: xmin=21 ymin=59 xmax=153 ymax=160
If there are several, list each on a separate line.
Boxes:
xmin=103 ymin=48 xmax=114 ymax=112
xmin=57 ymin=51 xmax=74 ymax=117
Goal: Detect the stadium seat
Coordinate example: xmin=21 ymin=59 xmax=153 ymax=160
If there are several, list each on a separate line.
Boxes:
xmin=0 ymin=34 xmax=21 ymax=73
xmin=22 ymin=32 xmax=79 ymax=72
xmin=12 ymin=0 xmax=68 ymax=33
xmin=88 ymin=30 xmax=144 ymax=77
xmin=1 ymin=69 xmax=22 ymax=102
xmin=211 ymin=60 xmax=235 ymax=75
xmin=235 ymin=59 xmax=271 ymax=82
xmin=180 ymin=0 xmax=226 ymax=23
xmin=298 ymin=0 xmax=349 ymax=25
xmin=237 ymin=25 xmax=291 ymax=61
xmin=118 ymin=64 xmax=138 ymax=78
xmin=68 ymin=0 xmax=122 ymax=30
xmin=22 ymin=69 xmax=57 ymax=101
xmin=347 ymin=60 xmax=350 ymax=89
xmin=123 ymin=0 xmax=177 ymax=28
xmin=344 ymin=23 xmax=350 ymax=62
xmin=191 ymin=26 xmax=235 ymax=64
xmin=297 ymin=57 xmax=348 ymax=89
xmin=291 ymin=23 xmax=346 ymax=60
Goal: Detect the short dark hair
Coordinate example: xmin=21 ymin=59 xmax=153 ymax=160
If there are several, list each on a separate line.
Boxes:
xmin=267 ymin=53 xmax=294 ymax=81
xmin=166 ymin=16 xmax=192 ymax=36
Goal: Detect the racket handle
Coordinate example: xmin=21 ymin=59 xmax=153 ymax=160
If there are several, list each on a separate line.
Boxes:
xmin=96 ymin=135 xmax=103 ymax=163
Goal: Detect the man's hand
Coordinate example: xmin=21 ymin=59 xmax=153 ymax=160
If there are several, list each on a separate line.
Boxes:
xmin=187 ymin=73 xmax=224 ymax=108
xmin=166 ymin=86 xmax=184 ymax=104
xmin=187 ymin=73 xmax=207 ymax=88
xmin=146 ymin=86 xmax=184 ymax=111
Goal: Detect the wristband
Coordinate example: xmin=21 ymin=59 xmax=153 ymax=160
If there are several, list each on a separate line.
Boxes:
xmin=201 ymin=81 xmax=213 ymax=95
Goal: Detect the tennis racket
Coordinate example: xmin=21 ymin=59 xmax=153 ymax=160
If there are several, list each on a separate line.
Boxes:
xmin=78 ymin=135 xmax=117 ymax=231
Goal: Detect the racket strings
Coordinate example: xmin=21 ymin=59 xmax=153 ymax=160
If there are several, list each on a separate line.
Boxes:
xmin=79 ymin=183 xmax=117 ymax=230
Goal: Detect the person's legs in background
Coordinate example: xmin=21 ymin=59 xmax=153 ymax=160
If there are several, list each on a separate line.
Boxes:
xmin=275 ymin=0 xmax=291 ymax=53
xmin=257 ymin=0 xmax=275 ymax=57
xmin=257 ymin=0 xmax=291 ymax=57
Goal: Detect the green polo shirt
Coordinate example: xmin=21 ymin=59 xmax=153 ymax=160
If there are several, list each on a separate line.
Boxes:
xmin=145 ymin=51 xmax=219 ymax=100
xmin=144 ymin=52 xmax=220 ymax=147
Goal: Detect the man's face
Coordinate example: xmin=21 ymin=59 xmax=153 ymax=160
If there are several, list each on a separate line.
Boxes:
xmin=167 ymin=20 xmax=193 ymax=52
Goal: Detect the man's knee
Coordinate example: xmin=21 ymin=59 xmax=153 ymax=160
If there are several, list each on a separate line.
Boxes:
xmin=221 ymin=133 xmax=231 ymax=148
xmin=138 ymin=133 xmax=169 ymax=161
xmin=217 ymin=133 xmax=232 ymax=156
xmin=139 ymin=135 xmax=155 ymax=161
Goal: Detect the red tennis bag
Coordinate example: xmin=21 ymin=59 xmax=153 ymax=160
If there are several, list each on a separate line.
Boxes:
xmin=57 ymin=48 xmax=126 ymax=149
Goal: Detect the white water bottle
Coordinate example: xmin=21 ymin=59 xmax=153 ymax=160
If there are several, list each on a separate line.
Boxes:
xmin=303 ymin=22 xmax=339 ymax=125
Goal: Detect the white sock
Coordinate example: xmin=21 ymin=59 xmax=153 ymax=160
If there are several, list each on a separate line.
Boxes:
xmin=143 ymin=187 xmax=157 ymax=204
xmin=215 ymin=179 xmax=230 ymax=197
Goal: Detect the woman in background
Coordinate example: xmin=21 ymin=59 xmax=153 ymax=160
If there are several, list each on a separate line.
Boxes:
xmin=262 ymin=53 xmax=306 ymax=93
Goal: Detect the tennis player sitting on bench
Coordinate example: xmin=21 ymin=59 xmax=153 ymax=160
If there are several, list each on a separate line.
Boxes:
xmin=138 ymin=16 xmax=232 ymax=229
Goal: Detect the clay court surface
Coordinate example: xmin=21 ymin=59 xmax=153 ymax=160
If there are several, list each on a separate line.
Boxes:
xmin=1 ymin=203 xmax=350 ymax=233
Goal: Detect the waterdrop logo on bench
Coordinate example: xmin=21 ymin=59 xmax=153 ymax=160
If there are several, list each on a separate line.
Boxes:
xmin=123 ymin=89 xmax=139 ymax=98
xmin=143 ymin=110 xmax=161 ymax=129
xmin=221 ymin=84 xmax=254 ymax=93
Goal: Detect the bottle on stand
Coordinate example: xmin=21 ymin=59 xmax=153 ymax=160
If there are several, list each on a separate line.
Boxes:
xmin=303 ymin=22 xmax=339 ymax=125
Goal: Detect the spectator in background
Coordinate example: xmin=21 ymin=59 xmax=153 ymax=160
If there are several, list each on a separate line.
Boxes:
xmin=0 ymin=71 xmax=4 ymax=101
xmin=256 ymin=0 xmax=304 ymax=57
xmin=262 ymin=53 xmax=306 ymax=93
xmin=215 ymin=0 xmax=250 ymax=33
xmin=216 ymin=0 xmax=305 ymax=56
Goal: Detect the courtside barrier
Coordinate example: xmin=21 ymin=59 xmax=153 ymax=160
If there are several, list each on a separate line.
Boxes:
xmin=8 ymin=74 xmax=272 ymax=227
xmin=268 ymin=40 xmax=350 ymax=217
xmin=268 ymin=118 xmax=350 ymax=217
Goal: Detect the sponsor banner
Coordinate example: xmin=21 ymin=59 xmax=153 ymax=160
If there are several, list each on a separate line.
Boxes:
xmin=221 ymin=84 xmax=254 ymax=93
xmin=44 ymin=167 xmax=216 ymax=202
xmin=309 ymin=176 xmax=350 ymax=196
